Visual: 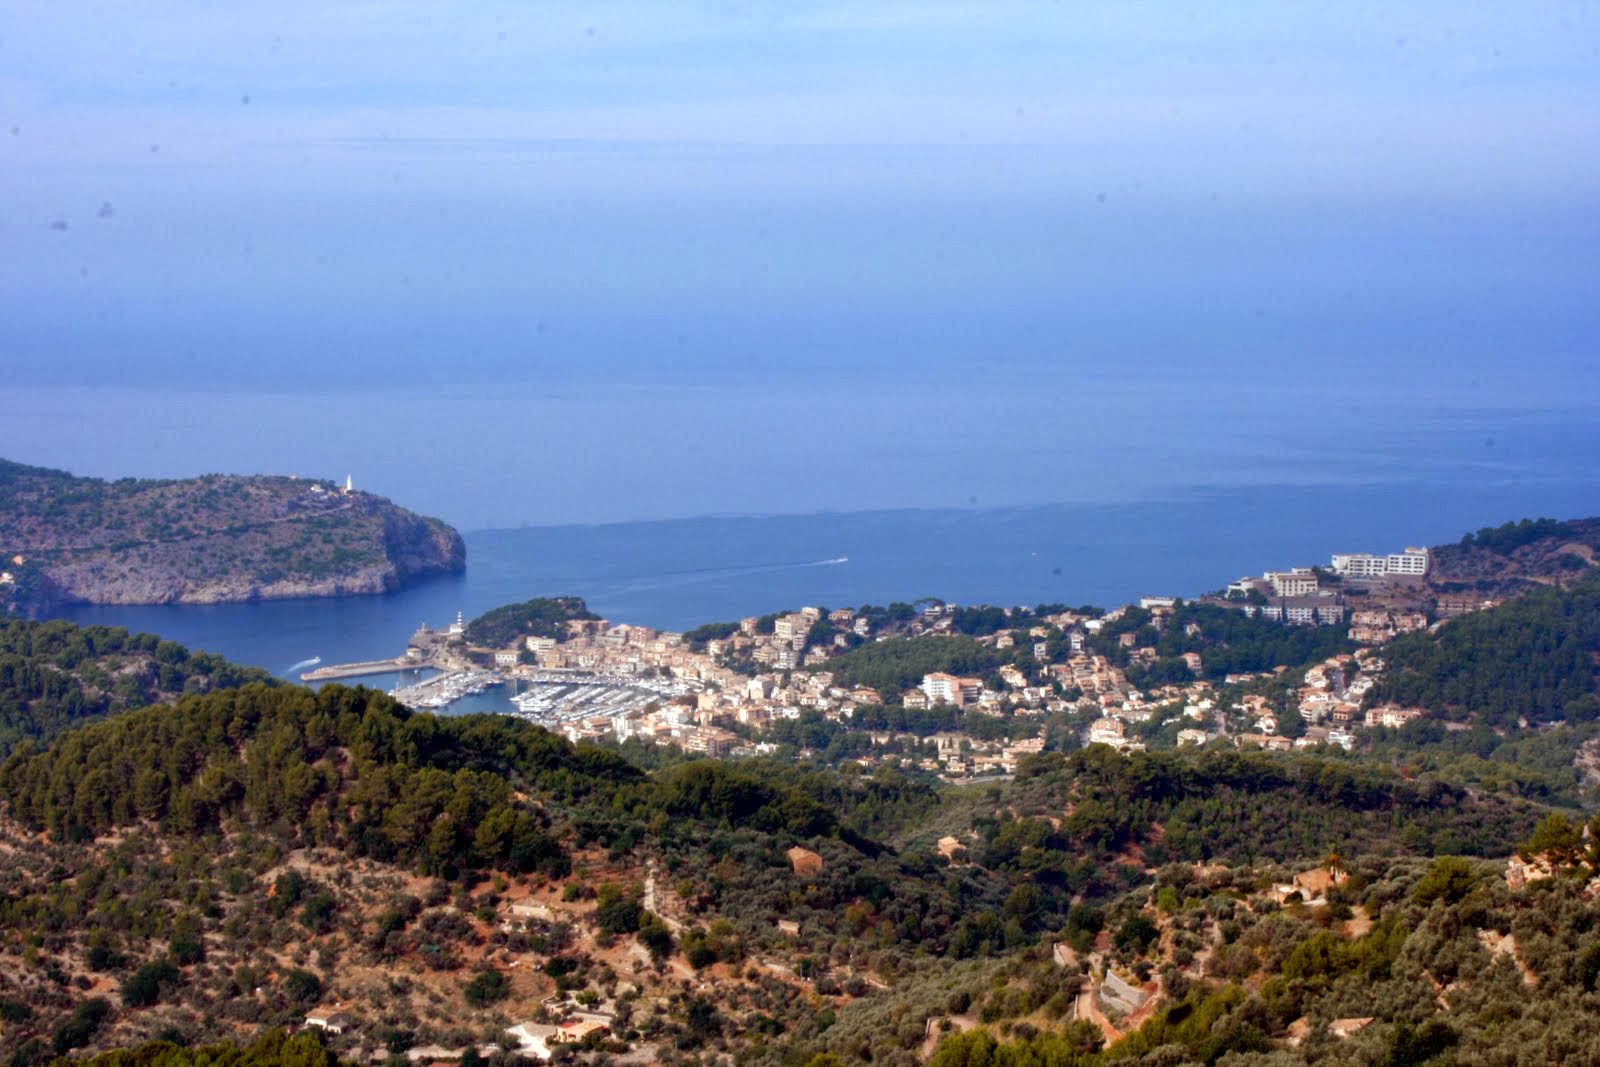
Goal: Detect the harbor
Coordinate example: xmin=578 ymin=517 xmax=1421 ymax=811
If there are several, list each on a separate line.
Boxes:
xmin=506 ymin=671 xmax=690 ymax=729
xmin=299 ymin=615 xmax=468 ymax=685
xmin=390 ymin=669 xmax=505 ymax=710
xmin=290 ymin=613 xmax=693 ymax=720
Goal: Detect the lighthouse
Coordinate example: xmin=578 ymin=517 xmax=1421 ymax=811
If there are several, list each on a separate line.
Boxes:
xmin=343 ymin=474 xmax=353 ymax=494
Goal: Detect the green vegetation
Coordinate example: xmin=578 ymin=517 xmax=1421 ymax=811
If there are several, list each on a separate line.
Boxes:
xmin=0 ymin=667 xmax=1585 ymax=1064
xmin=463 ymin=596 xmax=600 ymax=647
xmin=1368 ymin=571 xmax=1600 ymax=726
xmin=1363 ymin=718 xmax=1600 ymax=806
xmin=0 ymin=685 xmax=573 ymax=875
xmin=997 ymin=746 xmax=1539 ymax=871
xmin=1461 ymin=516 xmax=1582 ymax=555
xmin=461 ymin=968 xmax=509 ymax=1008
xmin=58 ymin=1029 xmax=347 ymax=1067
xmin=683 ymin=619 xmax=741 ymax=650
xmin=818 ymin=635 xmax=1007 ymax=695
xmin=1089 ymin=602 xmax=1355 ymax=686
xmin=944 ymin=604 xmax=1072 ymax=638
xmin=1431 ymin=515 xmax=1598 ymax=593
xmin=0 ymin=619 xmax=274 ymax=757
xmin=915 ymin=854 xmax=1600 ymax=1067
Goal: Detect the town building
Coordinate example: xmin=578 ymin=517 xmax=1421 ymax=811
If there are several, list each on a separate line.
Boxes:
xmin=1087 ymin=717 xmax=1128 ymax=747
xmin=773 ymin=613 xmax=812 ymax=641
xmin=1365 ymin=706 xmax=1423 ymax=730
xmin=1331 ymin=546 xmax=1430 ymax=578
xmin=1266 ymin=569 xmax=1320 ymax=597
xmin=921 ymin=672 xmax=981 ymax=707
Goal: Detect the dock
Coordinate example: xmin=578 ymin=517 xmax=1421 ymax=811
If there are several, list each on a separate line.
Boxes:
xmin=391 ymin=670 xmax=504 ymax=709
xmin=301 ymin=657 xmax=421 ymax=682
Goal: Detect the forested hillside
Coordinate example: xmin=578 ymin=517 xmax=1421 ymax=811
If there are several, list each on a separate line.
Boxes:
xmin=1086 ymin=602 xmax=1355 ymax=686
xmin=1429 ymin=515 xmax=1600 ymax=594
xmin=0 ymin=619 xmax=273 ymax=757
xmin=820 ymin=635 xmax=1009 ymax=694
xmin=1368 ymin=571 xmax=1600 ymax=726
xmin=463 ymin=597 xmax=601 ymax=648
xmin=0 ymin=672 xmax=1573 ymax=1064
xmin=1 ymin=685 xmax=592 ymax=871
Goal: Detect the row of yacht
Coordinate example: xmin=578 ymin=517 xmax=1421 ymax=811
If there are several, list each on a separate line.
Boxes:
xmin=390 ymin=670 xmax=504 ymax=709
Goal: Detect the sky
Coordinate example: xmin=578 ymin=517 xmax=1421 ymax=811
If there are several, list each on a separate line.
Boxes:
xmin=2 ymin=2 xmax=1598 ymax=523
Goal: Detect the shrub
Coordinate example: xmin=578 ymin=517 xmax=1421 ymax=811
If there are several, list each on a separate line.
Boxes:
xmin=121 ymin=959 xmax=182 ymax=1007
xmin=283 ymin=968 xmax=323 ymax=1007
xmin=51 ymin=998 xmax=110 ymax=1055
xmin=463 ymin=969 xmax=509 ymax=1008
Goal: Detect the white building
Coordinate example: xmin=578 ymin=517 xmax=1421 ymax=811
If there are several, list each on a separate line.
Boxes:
xmin=1087 ymin=717 xmax=1128 ymax=747
xmin=1331 ymin=547 xmax=1429 ymax=579
xmin=922 ymin=672 xmax=980 ymax=707
xmin=1266 ymin=569 xmax=1320 ymax=597
xmin=773 ymin=613 xmax=812 ymax=641
xmin=1326 ymin=728 xmax=1357 ymax=750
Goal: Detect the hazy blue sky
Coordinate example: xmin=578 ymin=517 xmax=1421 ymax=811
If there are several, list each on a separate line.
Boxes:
xmin=3 ymin=3 xmax=1598 ymax=522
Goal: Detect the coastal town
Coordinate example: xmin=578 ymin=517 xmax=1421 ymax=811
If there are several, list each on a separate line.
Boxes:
xmin=331 ymin=541 xmax=1488 ymax=778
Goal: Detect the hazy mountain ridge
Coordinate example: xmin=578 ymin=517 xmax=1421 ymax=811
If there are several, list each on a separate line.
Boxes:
xmin=0 ymin=459 xmax=464 ymax=607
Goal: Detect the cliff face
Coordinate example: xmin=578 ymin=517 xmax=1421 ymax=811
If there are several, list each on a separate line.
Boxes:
xmin=0 ymin=460 xmax=465 ymax=607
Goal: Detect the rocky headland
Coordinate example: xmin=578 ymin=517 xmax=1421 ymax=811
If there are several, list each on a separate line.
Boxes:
xmin=0 ymin=458 xmax=465 ymax=607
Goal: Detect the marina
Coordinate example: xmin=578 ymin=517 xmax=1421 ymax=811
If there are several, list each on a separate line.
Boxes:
xmin=506 ymin=671 xmax=690 ymax=728
xmin=389 ymin=670 xmax=505 ymax=710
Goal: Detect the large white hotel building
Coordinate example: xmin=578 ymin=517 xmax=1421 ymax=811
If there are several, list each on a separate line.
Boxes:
xmin=1330 ymin=547 xmax=1430 ymax=579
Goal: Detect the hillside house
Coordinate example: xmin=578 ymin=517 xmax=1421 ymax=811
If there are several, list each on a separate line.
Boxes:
xmin=787 ymin=846 xmax=824 ymax=877
xmin=304 ymin=1009 xmax=351 ymax=1035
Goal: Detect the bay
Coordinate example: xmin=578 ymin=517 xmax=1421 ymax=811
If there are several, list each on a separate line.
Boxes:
xmin=53 ymin=476 xmax=1600 ymax=716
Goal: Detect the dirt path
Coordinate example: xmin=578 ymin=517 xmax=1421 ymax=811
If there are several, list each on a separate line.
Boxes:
xmin=643 ymin=863 xmax=682 ymax=932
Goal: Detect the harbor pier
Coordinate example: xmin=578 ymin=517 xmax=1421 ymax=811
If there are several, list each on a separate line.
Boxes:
xmin=300 ymin=657 xmax=423 ymax=682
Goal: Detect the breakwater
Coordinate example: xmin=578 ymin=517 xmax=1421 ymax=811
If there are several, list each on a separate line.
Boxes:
xmin=301 ymin=656 xmax=423 ymax=682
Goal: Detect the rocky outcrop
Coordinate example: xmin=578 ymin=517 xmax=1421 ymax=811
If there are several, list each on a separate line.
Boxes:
xmin=0 ymin=460 xmax=465 ymax=607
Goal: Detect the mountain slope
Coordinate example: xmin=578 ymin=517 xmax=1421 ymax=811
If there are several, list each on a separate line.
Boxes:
xmin=1368 ymin=571 xmax=1600 ymax=727
xmin=0 ymin=618 xmax=275 ymax=757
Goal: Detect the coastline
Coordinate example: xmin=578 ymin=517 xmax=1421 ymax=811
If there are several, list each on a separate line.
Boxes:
xmin=44 ymin=479 xmax=1600 ymax=685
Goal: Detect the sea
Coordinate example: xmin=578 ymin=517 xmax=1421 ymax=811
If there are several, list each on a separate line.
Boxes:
xmin=8 ymin=270 xmax=1599 ymax=720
